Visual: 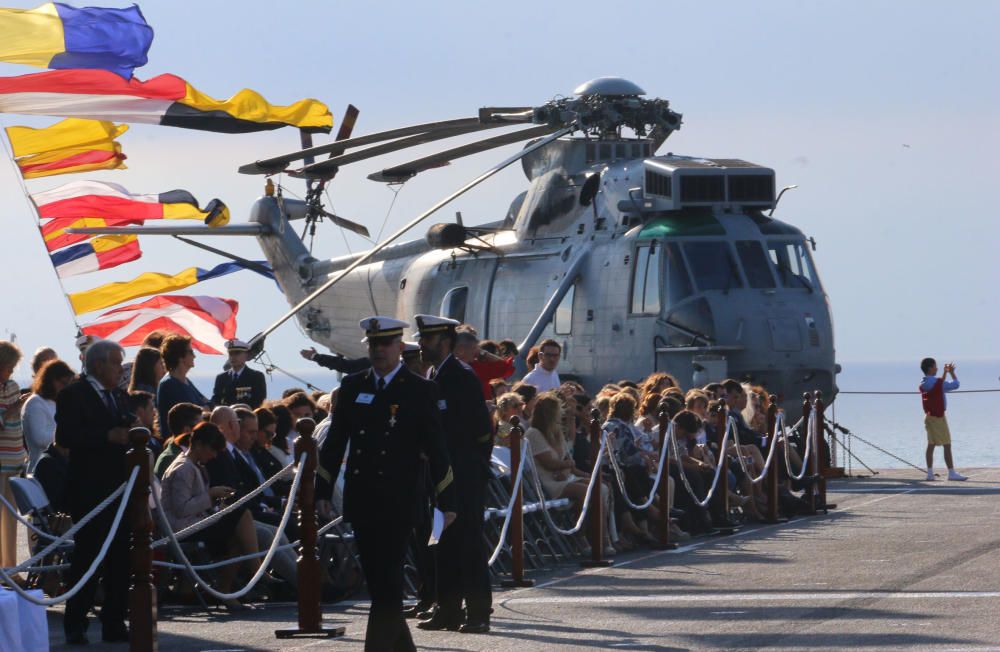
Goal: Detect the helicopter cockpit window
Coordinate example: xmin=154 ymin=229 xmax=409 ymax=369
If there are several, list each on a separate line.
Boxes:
xmin=664 ymin=242 xmax=693 ymax=304
xmin=630 ymin=244 xmax=661 ymax=315
xmin=735 ymin=241 xmax=776 ymax=289
xmin=767 ymin=242 xmax=820 ymax=290
xmin=441 ymin=286 xmax=468 ymax=323
xmin=555 ymin=284 xmax=575 ymax=335
xmin=682 ymin=242 xmax=743 ymax=292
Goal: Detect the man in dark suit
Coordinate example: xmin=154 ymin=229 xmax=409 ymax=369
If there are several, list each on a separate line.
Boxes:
xmin=316 ymin=316 xmax=456 ymax=652
xmin=212 ymin=338 xmax=267 ymax=408
xmin=55 ymin=339 xmax=135 ymax=645
xmin=413 ymin=315 xmax=494 ymax=634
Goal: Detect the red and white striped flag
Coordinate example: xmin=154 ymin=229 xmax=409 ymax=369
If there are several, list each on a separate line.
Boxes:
xmin=81 ymin=295 xmax=238 ymax=354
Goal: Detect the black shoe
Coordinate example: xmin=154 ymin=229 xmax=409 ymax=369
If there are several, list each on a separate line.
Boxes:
xmin=416 ymin=607 xmax=437 ymax=620
xmin=402 ymin=602 xmax=433 ymax=619
xmin=66 ymin=631 xmax=89 ymax=646
xmin=669 ymin=507 xmax=686 ymax=519
xmin=417 ymin=611 xmax=463 ymax=631
xmin=102 ymin=625 xmax=129 ymax=643
xmin=459 ymin=620 xmax=490 ymax=634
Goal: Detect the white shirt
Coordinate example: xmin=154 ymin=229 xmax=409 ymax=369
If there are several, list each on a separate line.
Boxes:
xmin=22 ymin=394 xmax=56 ymax=473
xmin=522 ymin=366 xmax=561 ymax=392
xmin=374 ymin=361 xmax=403 ymax=388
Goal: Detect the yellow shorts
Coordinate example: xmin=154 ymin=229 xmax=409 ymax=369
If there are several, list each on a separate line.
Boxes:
xmin=925 ymin=415 xmax=952 ymax=446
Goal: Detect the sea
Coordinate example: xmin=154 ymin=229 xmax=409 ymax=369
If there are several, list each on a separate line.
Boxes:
xmin=188 ymin=358 xmax=999 ymax=473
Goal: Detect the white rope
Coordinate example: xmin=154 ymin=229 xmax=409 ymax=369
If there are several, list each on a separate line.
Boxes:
xmin=525 ymin=433 xmax=607 ymax=537
xmin=152 ymin=516 xmax=344 ymax=571
xmin=151 ymin=460 xmax=295 ymax=549
xmin=784 ymin=408 xmax=815 ymax=481
xmin=150 ymin=453 xmax=305 ymax=601
xmin=728 ymin=413 xmax=785 ymax=485
xmin=0 ymin=492 xmax=65 ymax=542
xmin=487 ymin=439 xmax=528 ymax=567
xmin=669 ymin=418 xmax=731 ymax=508
xmin=604 ymin=422 xmax=671 ymax=512
xmin=2 ymin=472 xmax=133 ymax=576
xmin=0 ymin=467 xmax=138 ymax=606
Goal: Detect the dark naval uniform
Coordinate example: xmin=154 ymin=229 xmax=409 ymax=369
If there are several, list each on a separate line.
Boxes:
xmin=317 ymin=364 xmax=455 ymax=652
xmin=211 ymin=365 xmax=267 ymax=408
xmin=431 ymin=354 xmax=494 ymax=625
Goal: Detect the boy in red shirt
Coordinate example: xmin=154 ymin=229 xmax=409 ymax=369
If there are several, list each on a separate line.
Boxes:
xmin=919 ymin=357 xmax=966 ymax=481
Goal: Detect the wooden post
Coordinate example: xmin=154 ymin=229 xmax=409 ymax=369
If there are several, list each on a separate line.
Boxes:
xmin=802 ymin=393 xmax=817 ymax=514
xmin=127 ymin=427 xmax=156 ymax=652
xmin=813 ymin=392 xmax=834 ymax=512
xmin=764 ymin=396 xmax=783 ymax=524
xmin=275 ymin=418 xmax=345 ymax=639
xmin=580 ymin=409 xmax=611 ymax=567
xmin=501 ymin=417 xmax=534 ymax=587
xmin=652 ymin=403 xmax=677 ymax=550
xmin=714 ymin=401 xmax=735 ymax=535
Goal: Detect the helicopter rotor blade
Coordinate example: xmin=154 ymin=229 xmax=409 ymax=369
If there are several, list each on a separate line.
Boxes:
xmin=289 ymin=123 xmax=503 ymax=180
xmin=239 ymin=116 xmax=507 ymax=176
xmin=366 ymin=124 xmax=560 ymax=183
xmin=322 ymin=210 xmax=370 ymax=238
xmin=248 ymin=123 xmax=576 ymax=350
xmin=335 ymin=104 xmax=360 ymax=143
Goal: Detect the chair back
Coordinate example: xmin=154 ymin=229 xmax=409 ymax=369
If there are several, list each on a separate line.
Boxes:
xmin=9 ymin=477 xmax=50 ymax=515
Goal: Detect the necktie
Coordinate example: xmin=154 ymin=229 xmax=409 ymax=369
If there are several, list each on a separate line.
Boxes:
xmin=102 ymin=389 xmax=118 ymax=418
xmin=377 ymin=377 xmax=386 ymax=392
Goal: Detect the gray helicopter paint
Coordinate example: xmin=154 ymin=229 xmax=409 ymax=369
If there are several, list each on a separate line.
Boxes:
xmin=249 ymin=137 xmax=837 ymax=412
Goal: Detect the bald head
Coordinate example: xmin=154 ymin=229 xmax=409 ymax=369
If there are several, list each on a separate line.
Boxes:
xmin=210 ymin=406 xmax=240 ymax=444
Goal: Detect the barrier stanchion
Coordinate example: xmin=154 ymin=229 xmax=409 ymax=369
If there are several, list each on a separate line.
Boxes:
xmin=581 ymin=409 xmax=611 ymax=567
xmin=501 ymin=416 xmax=534 ymax=587
xmin=814 ymin=392 xmax=835 ymax=512
xmin=714 ymin=401 xmax=736 ymax=535
xmin=275 ymin=418 xmax=345 ymax=640
xmin=802 ymin=393 xmax=817 ymax=515
xmin=126 ymin=427 xmax=156 ymax=652
xmin=652 ymin=403 xmax=677 ymax=550
xmin=764 ymin=396 xmax=784 ymax=524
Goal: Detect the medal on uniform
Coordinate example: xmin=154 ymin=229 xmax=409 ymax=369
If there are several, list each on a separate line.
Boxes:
xmin=389 ymin=404 xmax=398 ymax=428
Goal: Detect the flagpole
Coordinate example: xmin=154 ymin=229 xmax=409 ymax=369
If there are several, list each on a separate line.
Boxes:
xmin=0 ymin=118 xmax=82 ymax=333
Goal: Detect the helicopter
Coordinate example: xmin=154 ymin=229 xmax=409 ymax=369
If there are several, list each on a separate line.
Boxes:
xmin=72 ymin=77 xmax=838 ymax=411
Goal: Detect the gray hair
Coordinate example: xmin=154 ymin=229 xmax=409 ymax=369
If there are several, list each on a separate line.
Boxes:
xmin=84 ymin=339 xmax=124 ymax=371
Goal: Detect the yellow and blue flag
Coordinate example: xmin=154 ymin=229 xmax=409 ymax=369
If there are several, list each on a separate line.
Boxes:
xmin=51 ymin=233 xmax=140 ymax=278
xmin=68 ymin=261 xmax=274 ymax=315
xmin=0 ymin=3 xmax=153 ymax=78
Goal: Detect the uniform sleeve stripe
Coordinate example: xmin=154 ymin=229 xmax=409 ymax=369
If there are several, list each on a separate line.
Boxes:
xmin=435 ymin=467 xmax=454 ymax=495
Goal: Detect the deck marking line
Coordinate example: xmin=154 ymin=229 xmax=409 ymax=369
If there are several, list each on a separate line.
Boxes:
xmin=502 ymin=590 xmax=1000 ymax=606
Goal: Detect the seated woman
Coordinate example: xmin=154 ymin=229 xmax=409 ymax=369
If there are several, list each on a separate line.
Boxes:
xmin=160 ymin=422 xmax=259 ymax=608
xmin=602 ymin=393 xmax=664 ymax=546
xmin=526 ymin=392 xmax=613 ymax=554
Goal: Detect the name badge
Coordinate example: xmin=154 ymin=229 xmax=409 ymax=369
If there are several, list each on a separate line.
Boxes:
xmin=356 ymin=393 xmax=375 ymax=404
xmin=438 ymin=399 xmax=447 ymax=411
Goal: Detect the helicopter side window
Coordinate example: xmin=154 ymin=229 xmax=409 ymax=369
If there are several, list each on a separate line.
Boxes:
xmin=664 ymin=242 xmax=693 ymax=304
xmin=630 ymin=244 xmax=661 ymax=315
xmin=767 ymin=242 xmax=819 ymax=290
xmin=554 ymin=284 xmax=575 ymax=335
xmin=441 ymin=286 xmax=468 ymax=323
xmin=682 ymin=242 xmax=743 ymax=292
xmin=735 ymin=241 xmax=776 ymax=289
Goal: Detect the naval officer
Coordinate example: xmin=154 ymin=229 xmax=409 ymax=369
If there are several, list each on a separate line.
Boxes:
xmin=315 ymin=316 xmax=456 ymax=652
xmin=413 ymin=315 xmax=494 ymax=634
xmin=211 ymin=338 xmax=267 ymax=408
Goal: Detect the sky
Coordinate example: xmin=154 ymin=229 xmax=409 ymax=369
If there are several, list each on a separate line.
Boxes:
xmin=1 ymin=0 xmax=998 ymax=386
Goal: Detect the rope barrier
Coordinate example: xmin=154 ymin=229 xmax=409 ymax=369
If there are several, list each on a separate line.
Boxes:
xmin=152 ymin=516 xmax=344 ymax=571
xmin=487 ymin=439 xmax=528 ymax=567
xmin=604 ymin=422 xmax=671 ymax=512
xmin=783 ymin=408 xmax=815 ymax=481
xmin=729 ymin=413 xmax=785 ymax=485
xmin=0 ymin=467 xmax=138 ymax=606
xmin=2 ymin=472 xmax=134 ymax=577
xmin=525 ymin=434 xmax=608 ymax=536
xmin=838 ymin=389 xmax=999 ymax=395
xmin=669 ymin=418 xmax=731 ymax=508
xmin=151 ymin=460 xmax=295 ymax=549
xmin=0 ymin=492 xmax=66 ymax=542
xmin=150 ymin=453 xmax=305 ymax=602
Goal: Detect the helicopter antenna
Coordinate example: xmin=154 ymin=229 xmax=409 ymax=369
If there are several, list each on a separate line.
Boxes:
xmin=247 ymin=123 xmax=577 ymax=355
xmin=769 ymin=184 xmax=798 ymax=216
